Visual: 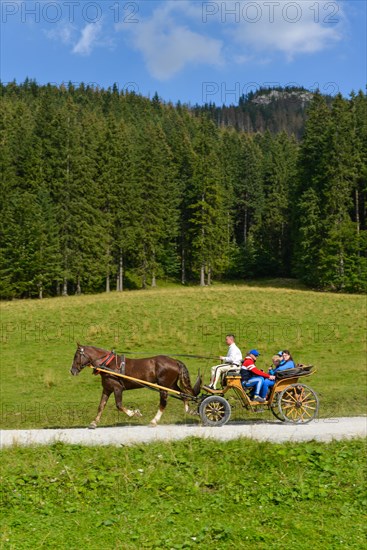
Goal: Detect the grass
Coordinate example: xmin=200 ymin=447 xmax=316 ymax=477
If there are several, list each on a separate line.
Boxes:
xmin=1 ymin=438 xmax=366 ymax=549
xmin=1 ymin=281 xmax=366 ymax=429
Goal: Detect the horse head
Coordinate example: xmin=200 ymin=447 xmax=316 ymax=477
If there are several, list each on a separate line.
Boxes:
xmin=70 ymin=343 xmax=91 ymax=376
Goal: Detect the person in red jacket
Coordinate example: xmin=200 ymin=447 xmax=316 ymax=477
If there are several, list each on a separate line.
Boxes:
xmin=240 ymin=350 xmax=275 ymax=403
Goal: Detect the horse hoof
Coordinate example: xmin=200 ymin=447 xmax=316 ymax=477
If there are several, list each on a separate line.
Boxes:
xmin=149 ymin=421 xmax=157 ymax=428
xmin=88 ymin=422 xmax=97 ymax=429
xmin=134 ymin=409 xmax=143 ymax=418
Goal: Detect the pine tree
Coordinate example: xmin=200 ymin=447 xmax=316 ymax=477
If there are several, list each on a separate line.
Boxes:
xmin=131 ymin=122 xmax=180 ymax=288
xmin=187 ymin=116 xmax=227 ymax=285
xmin=98 ymin=115 xmax=136 ymax=292
xmin=318 ymin=94 xmax=363 ymax=290
xmin=293 ymin=95 xmax=332 ymax=285
xmin=256 ymin=132 xmax=298 ymax=276
xmin=232 ymin=134 xmax=264 ymax=277
xmin=0 ymin=191 xmax=60 ymax=298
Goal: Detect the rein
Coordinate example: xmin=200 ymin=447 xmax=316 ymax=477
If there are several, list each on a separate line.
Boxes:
xmin=117 ymin=350 xmax=218 ymax=360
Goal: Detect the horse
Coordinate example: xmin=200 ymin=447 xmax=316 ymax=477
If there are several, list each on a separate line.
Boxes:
xmin=70 ymin=344 xmax=202 ymax=428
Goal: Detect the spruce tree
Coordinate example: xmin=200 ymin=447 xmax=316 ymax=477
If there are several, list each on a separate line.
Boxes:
xmin=187 ymin=116 xmax=227 ymax=285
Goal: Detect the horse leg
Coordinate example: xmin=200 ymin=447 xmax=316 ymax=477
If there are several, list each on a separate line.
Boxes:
xmin=114 ymin=388 xmax=142 ymax=418
xmin=182 ymin=398 xmax=199 ymax=417
xmin=171 ymin=381 xmax=190 ymax=416
xmin=172 ymin=380 xmax=198 ymax=417
xmin=89 ymin=390 xmax=111 ymax=429
xmin=150 ymin=390 xmax=167 ymax=427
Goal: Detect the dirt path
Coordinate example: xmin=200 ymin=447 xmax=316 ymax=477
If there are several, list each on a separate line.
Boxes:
xmin=1 ymin=417 xmax=366 ymax=448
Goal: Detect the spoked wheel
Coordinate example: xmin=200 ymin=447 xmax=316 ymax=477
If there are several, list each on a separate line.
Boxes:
xmin=279 ymin=384 xmax=319 ymax=424
xmin=199 ymin=396 xmax=231 ymax=427
xmin=270 ymin=394 xmax=284 ymax=421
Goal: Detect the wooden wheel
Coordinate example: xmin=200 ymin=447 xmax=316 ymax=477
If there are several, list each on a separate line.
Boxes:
xmin=279 ymin=384 xmax=319 ymax=424
xmin=199 ymin=396 xmax=231 ymax=427
xmin=270 ymin=394 xmax=285 ymax=421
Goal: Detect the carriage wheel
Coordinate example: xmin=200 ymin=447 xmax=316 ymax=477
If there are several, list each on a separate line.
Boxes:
xmin=199 ymin=396 xmax=231 ymax=427
xmin=270 ymin=394 xmax=284 ymax=422
xmin=279 ymin=384 xmax=319 ymax=424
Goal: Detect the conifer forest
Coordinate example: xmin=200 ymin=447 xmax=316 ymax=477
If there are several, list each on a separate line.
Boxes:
xmin=1 ymin=81 xmax=366 ymax=298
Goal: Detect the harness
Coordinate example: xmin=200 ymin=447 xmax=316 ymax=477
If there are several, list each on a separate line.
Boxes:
xmin=78 ymin=347 xmax=125 ymax=375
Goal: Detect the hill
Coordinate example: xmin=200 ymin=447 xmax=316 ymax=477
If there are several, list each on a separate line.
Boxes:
xmin=194 ymin=86 xmax=334 ymax=138
xmin=1 ymin=283 xmax=365 ymax=430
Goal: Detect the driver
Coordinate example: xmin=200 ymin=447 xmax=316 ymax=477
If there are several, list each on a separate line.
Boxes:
xmin=204 ymin=334 xmax=242 ymax=390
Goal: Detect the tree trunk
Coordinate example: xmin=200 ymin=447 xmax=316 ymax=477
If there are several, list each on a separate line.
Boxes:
xmin=207 ymin=265 xmax=211 ymax=286
xmin=200 ymin=264 xmax=205 ymax=286
xmin=355 ymin=189 xmax=361 ymax=277
xmin=62 ymin=278 xmax=68 ymax=297
xmin=106 ymin=246 xmax=111 ymax=292
xmin=38 ymin=283 xmax=43 ymax=300
xmin=142 ymin=255 xmax=147 ymax=289
xmin=151 ymin=251 xmax=156 ymax=287
xmin=244 ymin=207 xmax=248 ymax=245
xmin=355 ymin=189 xmax=360 ymax=232
xmin=76 ymin=276 xmax=81 ymax=295
xmin=116 ymin=275 xmax=119 ymax=292
xmin=118 ymin=251 xmax=123 ymax=291
xmin=181 ymin=247 xmax=186 ymax=285
xmin=339 ymin=249 xmax=345 ymax=289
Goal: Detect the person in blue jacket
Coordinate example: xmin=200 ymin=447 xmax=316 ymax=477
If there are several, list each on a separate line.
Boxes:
xmin=277 ymin=350 xmax=295 ymax=372
xmin=261 ymin=350 xmax=296 ymax=399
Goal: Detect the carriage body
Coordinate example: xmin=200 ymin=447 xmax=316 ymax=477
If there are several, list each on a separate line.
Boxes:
xmin=198 ymin=366 xmax=319 ymax=426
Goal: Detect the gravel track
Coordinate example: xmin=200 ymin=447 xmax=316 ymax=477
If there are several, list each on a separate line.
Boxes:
xmin=1 ymin=417 xmax=366 ymax=448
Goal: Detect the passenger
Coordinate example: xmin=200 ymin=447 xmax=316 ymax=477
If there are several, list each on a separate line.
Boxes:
xmin=261 ymin=355 xmax=282 ymax=399
xmin=241 ymin=350 xmax=275 ymax=403
xmin=205 ymin=334 xmax=242 ymax=390
xmin=276 ymin=350 xmax=296 ymax=372
xmin=261 ymin=351 xmax=297 ymax=400
xmin=268 ymin=353 xmax=283 ymax=375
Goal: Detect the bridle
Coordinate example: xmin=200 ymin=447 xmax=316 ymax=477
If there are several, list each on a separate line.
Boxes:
xmin=75 ymin=346 xmax=119 ymax=372
xmin=75 ymin=346 xmax=92 ymax=370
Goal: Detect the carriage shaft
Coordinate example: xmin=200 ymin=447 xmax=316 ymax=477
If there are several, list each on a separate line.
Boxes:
xmin=87 ymin=365 xmax=196 ymax=400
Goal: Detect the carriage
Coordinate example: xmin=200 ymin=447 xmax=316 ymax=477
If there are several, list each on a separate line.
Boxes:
xmin=71 ymin=345 xmax=319 ymax=427
xmin=198 ymin=365 xmax=319 ymax=426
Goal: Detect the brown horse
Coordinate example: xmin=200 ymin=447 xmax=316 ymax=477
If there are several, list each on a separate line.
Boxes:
xmin=70 ymin=344 xmax=201 ymax=428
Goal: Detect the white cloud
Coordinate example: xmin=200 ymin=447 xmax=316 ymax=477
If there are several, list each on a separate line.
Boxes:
xmin=44 ymin=23 xmax=76 ymax=46
xmin=45 ymin=1 xmax=348 ymax=76
xmin=44 ymin=20 xmax=113 ymax=57
xmin=72 ymin=22 xmax=102 ymax=56
xmin=116 ymin=0 xmax=347 ymax=79
xmin=117 ymin=2 xmax=223 ymax=80
xmin=225 ymin=0 xmax=345 ymax=60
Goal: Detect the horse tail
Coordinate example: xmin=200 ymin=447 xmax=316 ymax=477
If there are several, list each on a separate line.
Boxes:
xmin=177 ymin=361 xmax=202 ymax=396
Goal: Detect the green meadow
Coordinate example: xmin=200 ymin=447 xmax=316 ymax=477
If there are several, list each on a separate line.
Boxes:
xmin=1 ymin=281 xmax=366 ymax=428
xmin=1 ymin=438 xmax=366 ymax=549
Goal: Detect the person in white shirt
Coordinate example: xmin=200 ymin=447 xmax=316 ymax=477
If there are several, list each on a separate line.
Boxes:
xmin=205 ymin=334 xmax=243 ymax=390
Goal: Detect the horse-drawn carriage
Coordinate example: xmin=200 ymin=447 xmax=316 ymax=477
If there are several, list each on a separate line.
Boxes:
xmin=199 ymin=365 xmax=319 ymax=426
xmin=70 ymin=345 xmax=319 ymax=428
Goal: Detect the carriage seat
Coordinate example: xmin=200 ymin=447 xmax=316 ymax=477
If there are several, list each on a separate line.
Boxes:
xmin=225 ymin=368 xmax=241 ymax=377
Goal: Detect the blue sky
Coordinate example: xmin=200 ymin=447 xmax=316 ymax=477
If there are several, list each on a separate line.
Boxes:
xmin=1 ymin=0 xmax=366 ymax=105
